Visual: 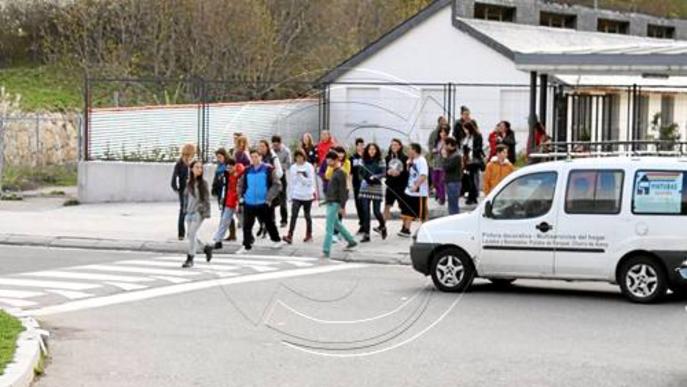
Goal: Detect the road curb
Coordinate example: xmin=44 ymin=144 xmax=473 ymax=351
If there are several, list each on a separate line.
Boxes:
xmin=0 ymin=234 xmax=411 ymax=266
xmin=0 ymin=308 xmax=48 ymax=387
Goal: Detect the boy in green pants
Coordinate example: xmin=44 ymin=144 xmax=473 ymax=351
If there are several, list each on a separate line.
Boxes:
xmin=322 ymin=151 xmax=358 ymax=258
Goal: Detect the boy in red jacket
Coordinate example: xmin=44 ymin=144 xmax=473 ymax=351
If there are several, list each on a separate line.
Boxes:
xmin=213 ymin=158 xmax=245 ymax=249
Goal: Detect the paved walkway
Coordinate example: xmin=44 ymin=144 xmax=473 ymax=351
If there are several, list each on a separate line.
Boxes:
xmin=0 ymin=190 xmax=478 ymax=264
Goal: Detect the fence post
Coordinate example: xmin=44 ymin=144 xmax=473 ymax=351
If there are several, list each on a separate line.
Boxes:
xmin=83 ymin=74 xmax=90 ymax=161
xmin=35 ymin=113 xmax=41 ymax=166
xmin=0 ymin=116 xmax=4 ymax=192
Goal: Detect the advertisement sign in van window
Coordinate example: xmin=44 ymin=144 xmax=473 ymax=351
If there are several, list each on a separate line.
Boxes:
xmin=633 ymin=171 xmax=684 ymax=214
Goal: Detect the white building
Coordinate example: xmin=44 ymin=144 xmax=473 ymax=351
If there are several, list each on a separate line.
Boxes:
xmin=318 ymin=0 xmax=687 ymax=154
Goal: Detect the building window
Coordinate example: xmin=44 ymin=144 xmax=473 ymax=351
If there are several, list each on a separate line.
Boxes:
xmin=474 ymin=3 xmax=516 ymax=22
xmin=648 ymin=24 xmax=675 ymax=39
xmin=597 ymin=19 xmax=629 ymax=34
xmin=570 ymin=94 xmax=593 ymax=141
xmin=661 ymin=95 xmax=675 ymax=127
xmin=540 ymin=12 xmax=576 ymax=29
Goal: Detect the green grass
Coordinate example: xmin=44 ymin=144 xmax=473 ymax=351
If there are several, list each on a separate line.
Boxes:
xmin=0 ymin=65 xmax=81 ymax=111
xmin=0 ymin=310 xmax=24 ymax=376
xmin=2 ymin=164 xmax=77 ymax=191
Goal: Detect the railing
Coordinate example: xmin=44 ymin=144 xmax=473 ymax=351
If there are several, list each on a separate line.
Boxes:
xmin=528 ymin=140 xmax=687 ymax=161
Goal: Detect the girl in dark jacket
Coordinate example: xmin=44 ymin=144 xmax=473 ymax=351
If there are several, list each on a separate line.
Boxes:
xmin=384 ymin=138 xmax=409 ymax=221
xmin=359 ymin=143 xmax=387 ymax=242
xmin=182 ymin=160 xmax=213 ymax=268
xmin=171 ymin=143 xmax=196 ymax=240
xmin=462 ymin=121 xmax=485 ymax=205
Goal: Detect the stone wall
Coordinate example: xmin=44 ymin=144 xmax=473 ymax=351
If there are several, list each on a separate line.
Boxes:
xmin=2 ymin=113 xmax=80 ymax=167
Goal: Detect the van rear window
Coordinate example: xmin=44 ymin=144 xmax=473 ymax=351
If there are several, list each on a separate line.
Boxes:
xmin=632 ymin=171 xmax=687 ymax=215
xmin=566 ymin=170 xmax=623 ymax=214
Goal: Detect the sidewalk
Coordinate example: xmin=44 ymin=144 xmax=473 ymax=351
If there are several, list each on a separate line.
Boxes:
xmin=0 ymin=192 xmax=476 ymax=265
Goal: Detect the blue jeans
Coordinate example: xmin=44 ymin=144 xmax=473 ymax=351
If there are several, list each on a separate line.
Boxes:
xmin=213 ymin=207 xmax=236 ymax=243
xmin=446 ymin=181 xmax=461 ymax=215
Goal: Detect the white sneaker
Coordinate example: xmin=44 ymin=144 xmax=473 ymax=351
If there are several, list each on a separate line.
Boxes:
xmin=235 ymin=246 xmax=249 ymax=255
xmin=271 ymin=241 xmax=286 ymax=249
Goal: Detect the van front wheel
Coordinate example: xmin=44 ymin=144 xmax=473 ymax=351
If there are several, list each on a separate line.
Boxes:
xmin=619 ymin=256 xmax=667 ymax=303
xmin=430 ymin=248 xmax=475 ymax=292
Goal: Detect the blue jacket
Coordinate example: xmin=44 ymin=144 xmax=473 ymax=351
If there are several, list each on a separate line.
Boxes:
xmin=240 ymin=163 xmax=282 ymax=206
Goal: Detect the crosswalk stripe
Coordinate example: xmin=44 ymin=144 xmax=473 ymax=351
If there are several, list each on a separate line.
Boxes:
xmin=155 ymin=256 xmax=279 ymax=271
xmin=0 ymin=278 xmax=101 ymax=290
xmin=0 ymin=289 xmax=45 ymax=299
xmin=23 ymin=270 xmax=155 ymax=283
xmin=150 ymin=276 xmax=190 ymax=284
xmin=74 ymin=265 xmax=200 ymax=277
xmin=116 ymin=260 xmax=240 ymax=272
xmin=47 ymin=289 xmax=92 ymax=300
xmin=0 ymin=298 xmax=38 ymax=307
xmin=213 ymin=254 xmax=317 ymax=262
xmin=105 ymin=282 xmax=149 ymax=291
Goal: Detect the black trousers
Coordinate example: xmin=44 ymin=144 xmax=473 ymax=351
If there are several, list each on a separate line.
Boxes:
xmin=466 ymin=164 xmax=481 ymax=202
xmin=278 ymin=176 xmax=288 ymax=224
xmin=360 ymin=198 xmax=385 ymax=234
xmin=353 ymin=186 xmax=363 ymax=228
xmin=243 ymin=204 xmax=280 ymax=249
xmin=177 ymin=192 xmax=186 ymax=238
xmin=288 ymin=200 xmax=313 ymax=237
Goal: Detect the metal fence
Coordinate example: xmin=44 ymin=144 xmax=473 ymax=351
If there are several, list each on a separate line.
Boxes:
xmin=84 ymin=77 xmax=321 ymax=162
xmin=83 ymin=77 xmax=687 ymax=162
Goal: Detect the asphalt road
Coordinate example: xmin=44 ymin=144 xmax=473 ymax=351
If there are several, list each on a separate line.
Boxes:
xmin=1 ymin=246 xmax=686 ymax=387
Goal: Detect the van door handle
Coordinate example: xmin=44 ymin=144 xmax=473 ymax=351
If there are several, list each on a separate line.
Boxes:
xmin=536 ymin=222 xmax=553 ymax=233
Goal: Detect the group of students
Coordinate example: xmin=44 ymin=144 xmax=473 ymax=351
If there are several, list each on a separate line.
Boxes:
xmin=171 ymin=108 xmax=527 ymax=267
xmin=427 ymin=106 xmax=519 ymax=212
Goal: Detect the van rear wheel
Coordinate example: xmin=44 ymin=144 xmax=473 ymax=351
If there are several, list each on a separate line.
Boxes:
xmin=430 ymin=248 xmax=475 ymax=292
xmin=618 ymin=256 xmax=667 ymax=304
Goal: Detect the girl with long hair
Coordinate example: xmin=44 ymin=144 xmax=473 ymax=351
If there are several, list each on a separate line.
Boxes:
xmin=431 ymin=124 xmax=450 ymax=205
xmin=462 ymin=121 xmax=485 ymax=205
xmin=171 ymin=143 xmax=196 ymax=240
xmin=234 ymin=135 xmax=250 ymax=167
xmin=301 ymin=132 xmax=318 ymax=165
xmin=358 ymin=143 xmax=387 ymax=242
xmin=384 ymin=138 xmax=408 ymax=220
xmin=182 ymin=160 xmax=213 ymax=268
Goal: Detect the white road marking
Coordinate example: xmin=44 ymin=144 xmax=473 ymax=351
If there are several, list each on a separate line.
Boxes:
xmin=213 ymin=254 xmax=317 ymax=262
xmin=74 ymin=265 xmax=200 ymax=277
xmin=150 ymin=276 xmax=190 ymax=284
xmin=117 ymin=259 xmax=240 ymax=272
xmin=155 ymin=256 xmax=278 ymax=272
xmin=47 ymin=289 xmax=92 ymax=300
xmin=105 ymin=282 xmax=149 ymax=291
xmin=22 ymin=263 xmax=367 ymax=316
xmin=0 ymin=289 xmax=45 ymax=299
xmin=23 ymin=270 xmax=154 ymax=283
xmin=0 ymin=278 xmax=101 ymax=291
xmin=0 ymin=298 xmax=38 ymax=308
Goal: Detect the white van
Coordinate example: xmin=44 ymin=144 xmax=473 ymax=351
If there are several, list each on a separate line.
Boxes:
xmin=410 ymin=157 xmax=687 ymax=303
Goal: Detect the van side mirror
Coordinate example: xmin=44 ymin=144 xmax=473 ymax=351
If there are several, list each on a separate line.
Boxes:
xmin=484 ymin=200 xmax=493 ymax=218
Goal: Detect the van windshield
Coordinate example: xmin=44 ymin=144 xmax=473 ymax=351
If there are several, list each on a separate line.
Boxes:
xmin=491 ymin=172 xmax=557 ymax=219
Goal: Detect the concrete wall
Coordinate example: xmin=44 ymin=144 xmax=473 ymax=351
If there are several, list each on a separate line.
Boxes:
xmin=78 ymin=161 xmax=216 ymax=203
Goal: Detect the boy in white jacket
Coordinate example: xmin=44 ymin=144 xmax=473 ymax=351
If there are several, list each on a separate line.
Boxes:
xmin=283 ymin=150 xmax=317 ymax=244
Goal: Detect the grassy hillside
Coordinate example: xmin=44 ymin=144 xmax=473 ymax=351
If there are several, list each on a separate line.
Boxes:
xmin=0 ymin=65 xmax=81 ymax=111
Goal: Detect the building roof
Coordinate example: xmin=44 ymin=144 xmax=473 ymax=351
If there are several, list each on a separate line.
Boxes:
xmin=455 ymin=18 xmax=687 ymax=75
xmin=317 ymin=0 xmax=453 ymax=84
xmin=554 ymin=74 xmax=687 ymax=92
xmin=318 ymin=0 xmax=687 ymax=84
